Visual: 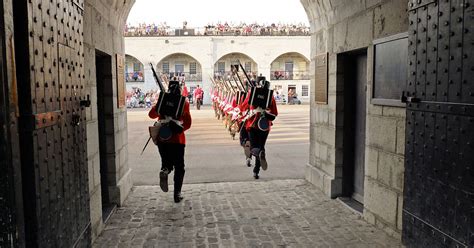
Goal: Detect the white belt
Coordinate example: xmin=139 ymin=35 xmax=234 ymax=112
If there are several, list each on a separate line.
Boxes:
xmin=242 ymin=107 xmax=265 ymax=122
xmin=157 ymin=116 xmax=183 ymax=126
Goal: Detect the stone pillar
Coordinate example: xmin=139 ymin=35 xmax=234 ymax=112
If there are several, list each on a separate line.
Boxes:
xmin=201 ymin=66 xmax=214 ymax=104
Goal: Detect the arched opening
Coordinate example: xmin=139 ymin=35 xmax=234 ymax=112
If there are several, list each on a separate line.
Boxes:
xmin=270 ymin=52 xmax=310 ymax=81
xmin=269 ymin=52 xmax=311 ymax=104
xmin=125 ymin=54 xmax=145 ymax=83
xmin=157 ymin=53 xmax=203 ymax=83
xmin=214 ymin=52 xmax=258 ymax=80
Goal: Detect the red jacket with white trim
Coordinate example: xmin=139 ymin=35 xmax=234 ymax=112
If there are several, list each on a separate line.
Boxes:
xmin=148 ymin=101 xmax=192 ymax=144
xmin=238 ymin=91 xmax=278 ymax=131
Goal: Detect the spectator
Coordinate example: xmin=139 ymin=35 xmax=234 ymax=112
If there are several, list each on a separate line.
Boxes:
xmin=193 ymin=85 xmax=204 ymax=110
xmin=145 ymin=94 xmax=152 ymax=108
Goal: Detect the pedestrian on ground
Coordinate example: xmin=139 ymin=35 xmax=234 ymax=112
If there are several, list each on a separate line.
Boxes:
xmin=193 ymin=85 xmax=204 ymax=110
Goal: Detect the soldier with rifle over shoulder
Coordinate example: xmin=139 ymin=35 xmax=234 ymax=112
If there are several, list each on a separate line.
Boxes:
xmin=238 ymin=71 xmax=278 ymax=179
xmin=147 ymin=64 xmax=192 ymax=203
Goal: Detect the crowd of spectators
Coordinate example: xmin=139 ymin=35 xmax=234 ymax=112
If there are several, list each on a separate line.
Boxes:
xmin=124 ymin=22 xmax=310 ymax=37
xmin=124 ymin=22 xmax=172 ymax=36
xmin=126 ymin=87 xmax=160 ymax=109
xmin=201 ymin=22 xmax=309 ymax=36
xmin=125 ymin=71 xmax=144 ymax=82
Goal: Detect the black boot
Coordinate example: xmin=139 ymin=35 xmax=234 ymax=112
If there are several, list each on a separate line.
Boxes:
xmin=174 ymin=167 xmax=185 ymax=203
xmin=174 ymin=192 xmax=184 ymax=203
xmin=159 ymin=168 xmax=170 ymax=192
xmin=246 ymin=157 xmax=252 ymax=167
xmin=259 ymin=150 xmax=268 ymax=171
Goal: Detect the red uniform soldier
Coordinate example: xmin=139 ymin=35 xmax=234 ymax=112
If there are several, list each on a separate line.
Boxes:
xmin=148 ymin=81 xmax=192 ymax=203
xmin=239 ymin=80 xmax=278 ymax=179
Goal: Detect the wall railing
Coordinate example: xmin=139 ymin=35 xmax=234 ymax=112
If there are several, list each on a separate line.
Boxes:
xmin=270 ymin=71 xmax=310 ymax=80
xmin=213 ymin=71 xmax=258 ymax=81
xmin=162 ymin=71 xmax=203 ymax=82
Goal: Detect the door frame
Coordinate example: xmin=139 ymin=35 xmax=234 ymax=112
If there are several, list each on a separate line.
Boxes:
xmin=336 ymin=48 xmax=368 ymax=205
xmin=1 ymin=0 xmax=24 ymax=245
xmin=95 ymin=50 xmax=117 ymax=222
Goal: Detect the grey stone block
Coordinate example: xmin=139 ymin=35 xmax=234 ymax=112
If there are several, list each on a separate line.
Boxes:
xmin=397 ymin=195 xmax=403 ymax=231
xmin=364 ymin=179 xmax=398 ymax=226
xmin=382 ymin=106 xmax=406 ymax=118
xmin=367 ymin=115 xmax=397 ymax=152
xmin=373 ymin=0 xmax=409 ymax=40
xmin=368 ymin=104 xmax=383 ymax=115
xmin=365 ymin=147 xmax=378 ymax=179
xmin=396 ymin=120 xmax=406 ymax=155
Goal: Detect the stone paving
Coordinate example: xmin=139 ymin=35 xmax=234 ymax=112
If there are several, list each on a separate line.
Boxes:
xmin=94 ymin=180 xmax=402 ymax=248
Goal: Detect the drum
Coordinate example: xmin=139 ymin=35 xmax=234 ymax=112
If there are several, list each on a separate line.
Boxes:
xmin=257 ymin=116 xmax=270 ymax=132
xmin=158 ymin=124 xmax=173 ymax=141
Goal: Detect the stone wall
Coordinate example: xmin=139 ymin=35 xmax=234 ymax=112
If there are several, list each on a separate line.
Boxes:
xmin=302 ymin=0 xmax=408 ymax=238
xmin=84 ymin=0 xmax=135 ymax=241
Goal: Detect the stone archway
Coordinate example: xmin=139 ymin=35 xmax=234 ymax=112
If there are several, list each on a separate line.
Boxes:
xmin=0 ymin=0 xmax=414 ymax=246
xmin=125 ymin=54 xmax=146 ymax=83
xmin=214 ymin=52 xmax=259 ymax=79
xmin=269 ymin=52 xmax=310 ymax=81
xmin=157 ymin=53 xmax=204 ymax=83
xmin=83 ymin=0 xmax=412 ymax=245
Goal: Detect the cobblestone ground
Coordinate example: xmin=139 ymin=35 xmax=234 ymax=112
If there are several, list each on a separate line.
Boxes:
xmin=94 ymin=180 xmax=402 ymax=248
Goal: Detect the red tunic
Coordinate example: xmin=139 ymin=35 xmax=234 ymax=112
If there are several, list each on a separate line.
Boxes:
xmin=194 ymin=88 xmax=204 ymax=99
xmin=182 ymin=86 xmax=189 ymax=97
xmin=239 ymin=91 xmax=278 ymax=131
xmin=148 ymin=101 xmax=192 ymax=144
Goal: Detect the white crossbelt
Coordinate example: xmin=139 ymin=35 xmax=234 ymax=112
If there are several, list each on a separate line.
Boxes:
xmin=242 ymin=107 xmax=265 ymax=122
xmin=157 ymin=116 xmax=183 ymax=126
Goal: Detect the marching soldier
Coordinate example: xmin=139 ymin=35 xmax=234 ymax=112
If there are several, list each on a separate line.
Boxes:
xmin=239 ymin=79 xmax=278 ymax=179
xmin=148 ymin=81 xmax=192 ymax=203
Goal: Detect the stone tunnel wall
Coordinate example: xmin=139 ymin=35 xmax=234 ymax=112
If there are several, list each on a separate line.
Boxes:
xmin=302 ymin=0 xmax=408 ymax=238
xmin=83 ymin=0 xmax=409 ymax=241
xmin=84 ymin=0 xmax=135 ymax=240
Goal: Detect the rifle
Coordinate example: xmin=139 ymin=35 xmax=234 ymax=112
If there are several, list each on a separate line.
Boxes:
xmin=150 ymin=63 xmax=166 ymax=92
xmin=232 ymin=73 xmax=245 ymax=92
xmin=220 ymin=77 xmax=231 ymax=94
xmin=231 ymin=65 xmax=246 ymax=92
xmin=225 ymin=77 xmax=237 ymax=95
xmin=142 ymin=64 xmax=166 ymax=155
xmin=239 ymin=63 xmax=254 ymax=87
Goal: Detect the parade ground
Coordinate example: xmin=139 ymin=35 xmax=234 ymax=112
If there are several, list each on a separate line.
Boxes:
xmin=128 ymin=104 xmax=310 ymax=185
